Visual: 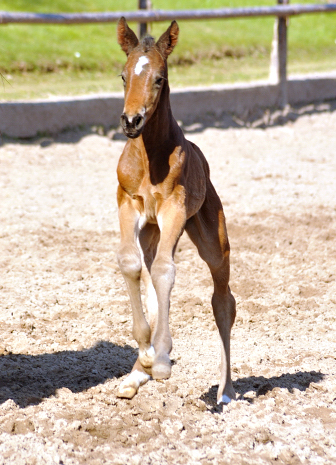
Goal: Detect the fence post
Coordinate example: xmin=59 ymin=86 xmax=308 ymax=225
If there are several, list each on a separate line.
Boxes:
xmin=138 ymin=0 xmax=151 ymax=38
xmin=269 ymin=0 xmax=288 ymax=108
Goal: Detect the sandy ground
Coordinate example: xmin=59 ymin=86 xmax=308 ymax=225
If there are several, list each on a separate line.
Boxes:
xmin=0 ymin=102 xmax=336 ymax=465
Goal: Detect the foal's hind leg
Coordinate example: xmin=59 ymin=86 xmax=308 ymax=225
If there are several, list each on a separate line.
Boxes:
xmin=185 ymin=183 xmax=236 ymax=404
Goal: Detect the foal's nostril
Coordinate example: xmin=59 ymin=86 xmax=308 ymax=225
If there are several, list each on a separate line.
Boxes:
xmin=120 ymin=113 xmax=128 ymax=128
xmin=134 ymin=115 xmax=143 ymax=129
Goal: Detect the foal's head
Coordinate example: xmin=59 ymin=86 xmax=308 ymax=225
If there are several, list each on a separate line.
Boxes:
xmin=117 ymin=17 xmax=179 ymax=138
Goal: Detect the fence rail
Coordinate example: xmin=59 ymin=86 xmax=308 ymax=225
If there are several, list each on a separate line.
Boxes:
xmin=1 ymin=4 xmax=336 ymax=24
xmin=1 ymin=4 xmax=336 ymax=108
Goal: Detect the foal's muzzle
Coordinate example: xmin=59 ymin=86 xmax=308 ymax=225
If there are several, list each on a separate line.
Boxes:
xmin=120 ymin=113 xmax=145 ymax=138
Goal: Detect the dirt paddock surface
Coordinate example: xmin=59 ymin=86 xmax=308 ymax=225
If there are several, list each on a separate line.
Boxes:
xmin=1 ymin=102 xmax=336 ymax=465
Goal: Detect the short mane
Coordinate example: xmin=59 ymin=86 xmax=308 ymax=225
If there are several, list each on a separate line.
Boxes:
xmin=141 ymin=36 xmax=155 ymax=53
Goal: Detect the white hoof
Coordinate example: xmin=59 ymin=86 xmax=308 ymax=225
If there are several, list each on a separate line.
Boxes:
xmin=117 ymin=370 xmax=150 ymax=399
xmin=217 ymin=394 xmax=233 ymax=405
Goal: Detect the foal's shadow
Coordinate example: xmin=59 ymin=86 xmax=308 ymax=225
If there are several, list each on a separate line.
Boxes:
xmin=201 ymin=370 xmax=325 ymax=413
xmin=0 ymin=341 xmax=137 ymax=408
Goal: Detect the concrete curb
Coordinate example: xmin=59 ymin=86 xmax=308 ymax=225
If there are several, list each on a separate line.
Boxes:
xmin=1 ymin=73 xmax=335 ymax=138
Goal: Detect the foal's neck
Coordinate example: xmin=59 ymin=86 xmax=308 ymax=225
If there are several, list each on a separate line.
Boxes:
xmin=142 ymin=82 xmax=181 ymax=148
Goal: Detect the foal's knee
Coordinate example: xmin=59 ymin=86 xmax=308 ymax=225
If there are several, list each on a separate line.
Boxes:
xmin=118 ymin=247 xmax=142 ymax=280
xmin=150 ymin=259 xmax=175 ymax=290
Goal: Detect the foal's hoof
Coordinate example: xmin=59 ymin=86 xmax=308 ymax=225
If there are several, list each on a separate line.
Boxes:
xmin=116 ymin=370 xmax=150 ymax=399
xmin=217 ymin=387 xmax=236 ymax=405
xmin=117 ymin=385 xmax=137 ymax=399
xmin=152 ymin=354 xmax=171 ymax=380
xmin=217 ymin=394 xmax=234 ymax=405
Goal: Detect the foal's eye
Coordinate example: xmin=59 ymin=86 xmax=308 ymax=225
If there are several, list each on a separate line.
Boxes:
xmin=121 ymin=75 xmax=126 ymax=87
xmin=155 ymin=77 xmax=164 ymax=87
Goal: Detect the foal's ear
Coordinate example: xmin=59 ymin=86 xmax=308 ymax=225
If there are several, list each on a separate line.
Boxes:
xmin=156 ymin=21 xmax=179 ymax=59
xmin=117 ymin=17 xmax=139 ymax=56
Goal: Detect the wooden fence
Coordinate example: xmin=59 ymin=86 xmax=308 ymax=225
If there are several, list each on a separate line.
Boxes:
xmin=1 ymin=2 xmax=336 ymax=107
xmin=1 ymin=4 xmax=336 ymax=23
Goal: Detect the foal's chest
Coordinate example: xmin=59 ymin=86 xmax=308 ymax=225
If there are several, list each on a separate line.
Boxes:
xmin=133 ymin=180 xmax=170 ymax=225
xmin=117 ymin=163 xmax=165 ymax=223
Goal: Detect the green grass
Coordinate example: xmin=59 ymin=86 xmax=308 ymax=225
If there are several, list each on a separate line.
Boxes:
xmin=0 ymin=0 xmax=335 ymax=100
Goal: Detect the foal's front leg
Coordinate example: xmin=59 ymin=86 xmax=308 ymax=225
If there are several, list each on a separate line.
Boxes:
xmin=150 ymin=205 xmax=186 ymax=380
xmin=116 ymin=195 xmax=153 ymax=398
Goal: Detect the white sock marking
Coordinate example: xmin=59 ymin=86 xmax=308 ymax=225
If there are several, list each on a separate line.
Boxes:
xmin=134 ymin=56 xmax=149 ymax=75
xmin=120 ymin=370 xmax=150 ymax=390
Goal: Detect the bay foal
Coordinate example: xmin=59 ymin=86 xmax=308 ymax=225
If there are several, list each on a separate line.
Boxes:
xmin=116 ymin=17 xmax=236 ymax=404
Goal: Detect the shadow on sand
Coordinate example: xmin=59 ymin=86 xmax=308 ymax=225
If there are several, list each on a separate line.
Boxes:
xmin=0 ymin=341 xmax=137 ymax=408
xmin=201 ymin=370 xmax=325 ymax=413
xmin=0 ymin=342 xmax=325 ymax=412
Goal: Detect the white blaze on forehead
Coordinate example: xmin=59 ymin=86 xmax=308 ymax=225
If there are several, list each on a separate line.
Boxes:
xmin=134 ymin=56 xmax=149 ymax=75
